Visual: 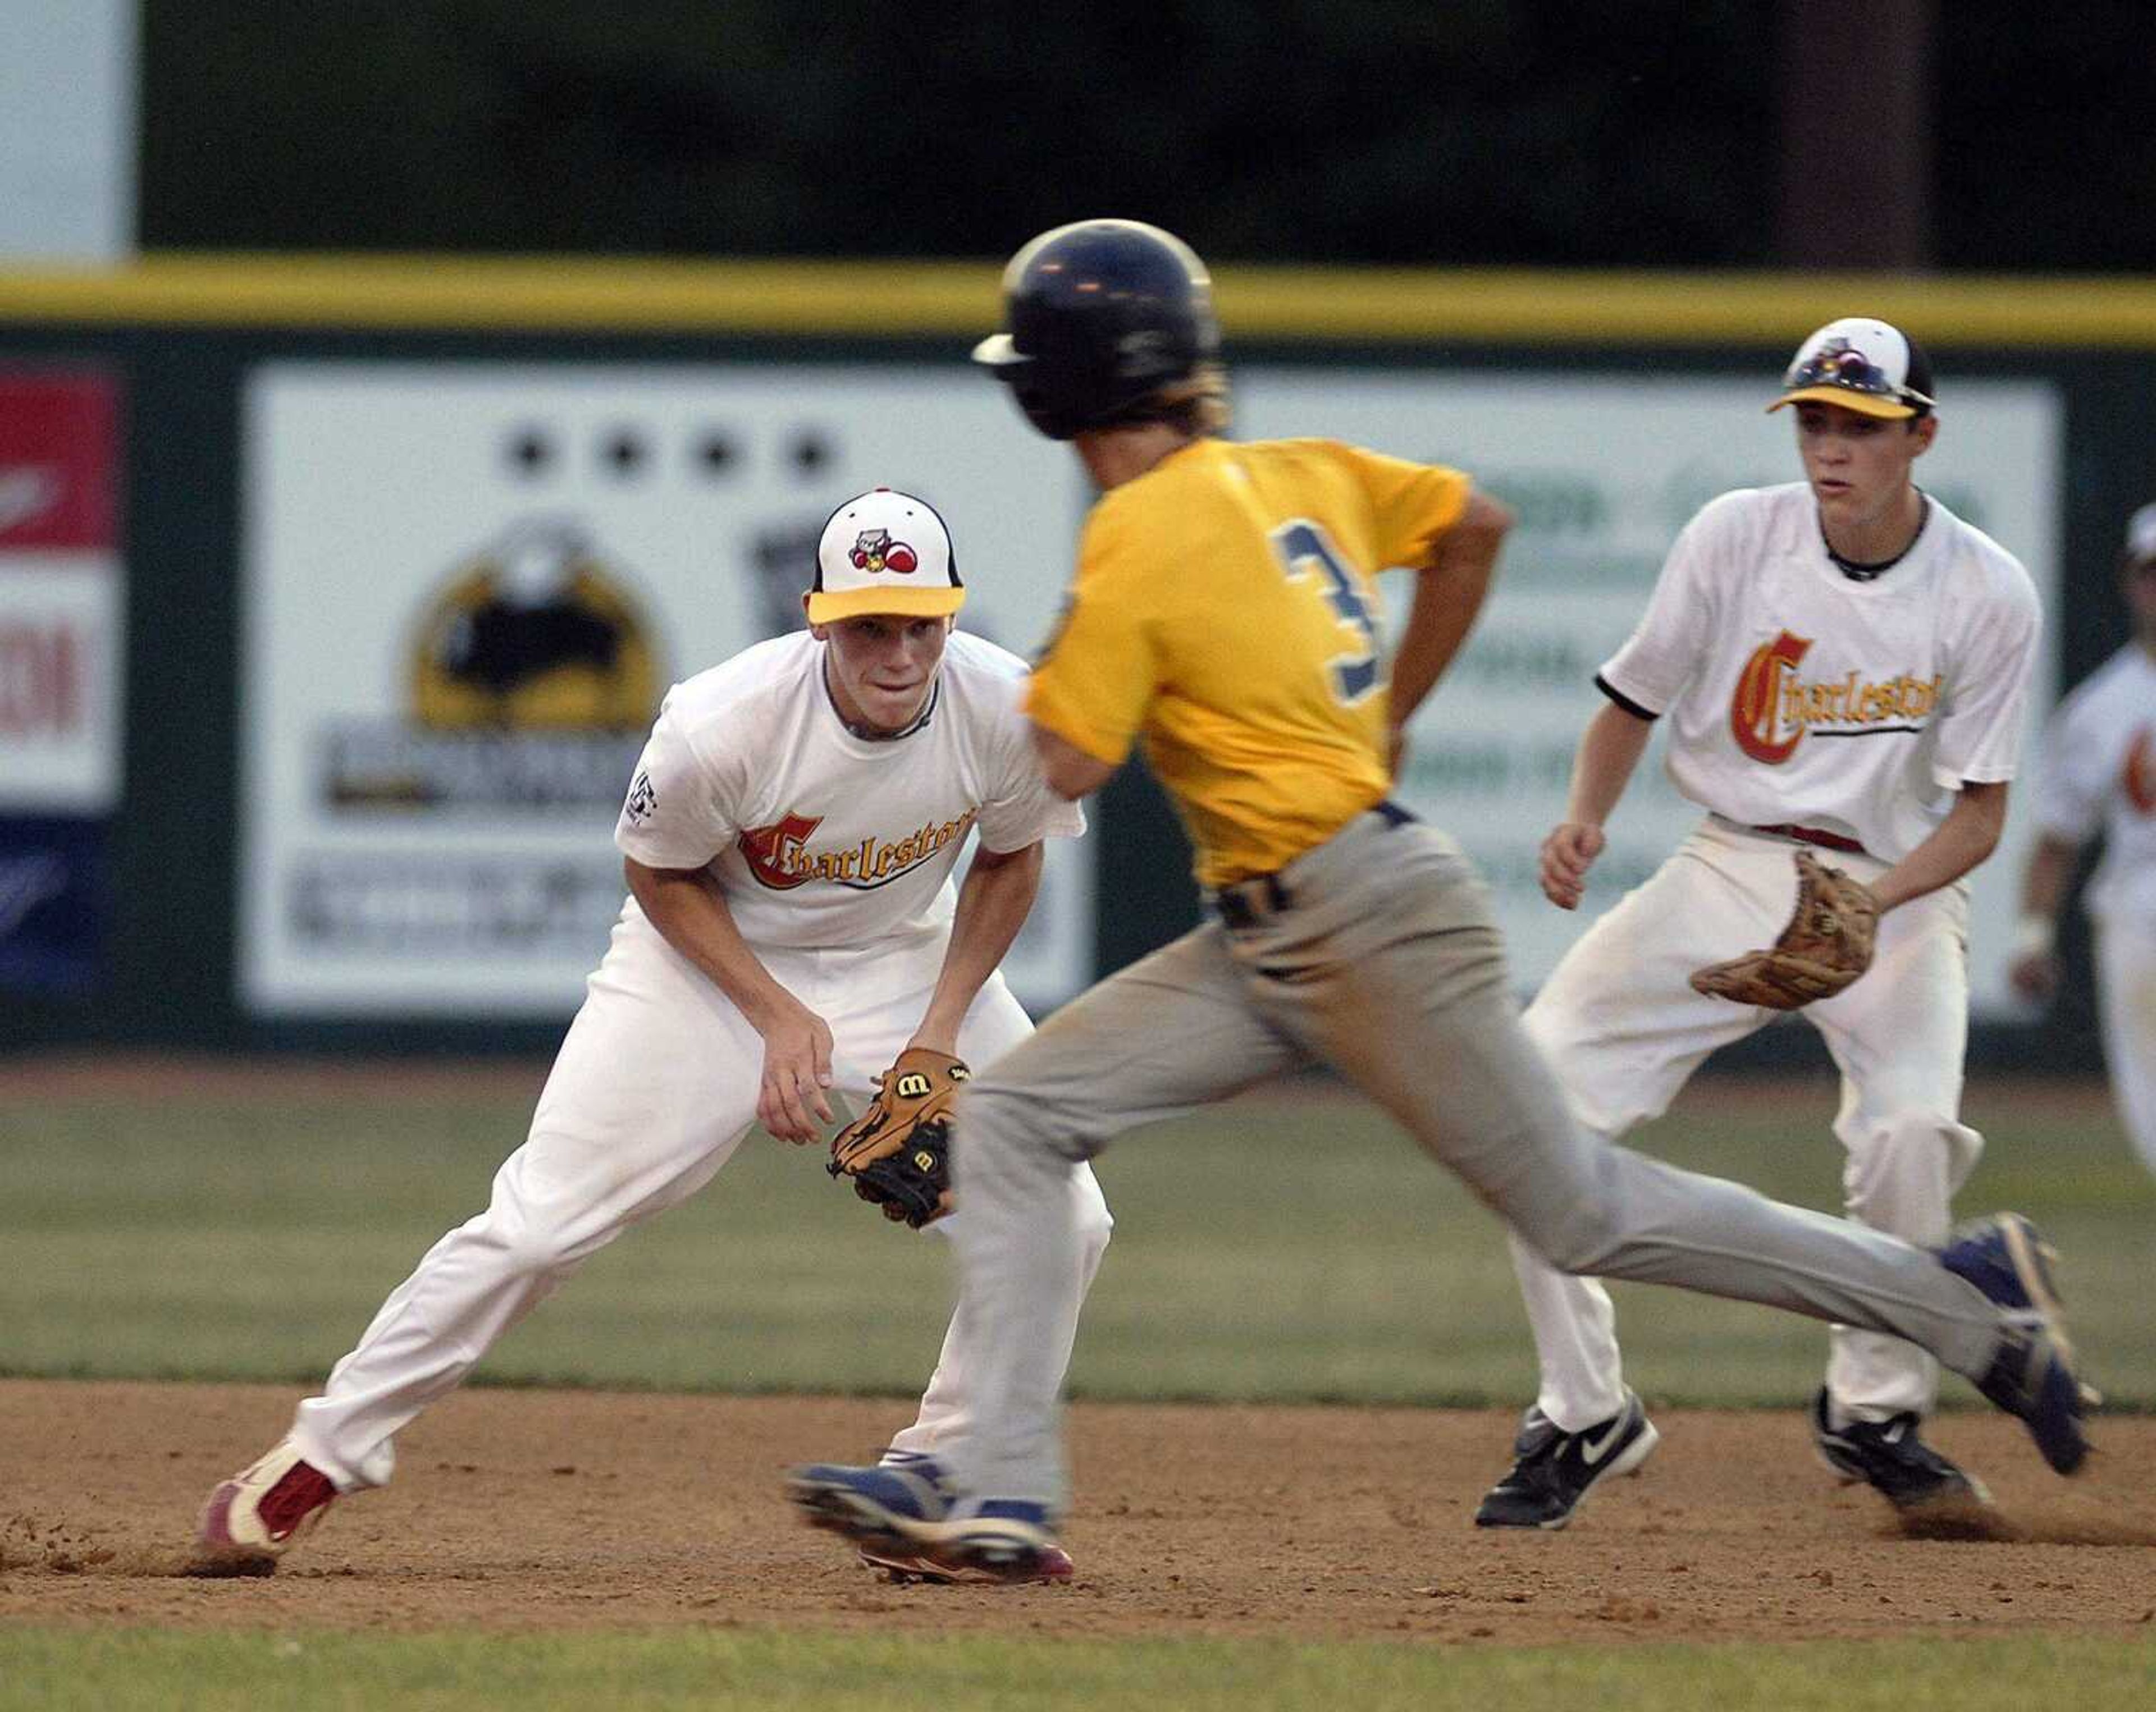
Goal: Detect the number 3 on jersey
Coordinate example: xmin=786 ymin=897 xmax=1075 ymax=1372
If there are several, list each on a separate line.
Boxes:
xmin=1269 ymin=520 xmax=1380 ymax=703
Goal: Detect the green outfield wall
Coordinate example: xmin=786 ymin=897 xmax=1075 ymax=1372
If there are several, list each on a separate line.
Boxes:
xmin=0 ymin=258 xmax=2149 ymax=1061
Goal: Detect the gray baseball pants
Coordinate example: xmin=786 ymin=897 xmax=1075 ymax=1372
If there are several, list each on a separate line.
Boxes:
xmin=943 ymin=806 xmax=2011 ymax=1509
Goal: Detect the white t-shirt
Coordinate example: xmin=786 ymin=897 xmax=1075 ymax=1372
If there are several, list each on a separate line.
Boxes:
xmin=614 ymin=630 xmax=1084 ymax=959
xmin=1600 ymin=484 xmax=2042 ymax=863
xmin=2032 ymin=642 xmax=2156 ymax=929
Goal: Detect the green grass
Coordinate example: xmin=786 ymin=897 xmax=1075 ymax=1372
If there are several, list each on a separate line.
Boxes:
xmin=1 ymin=1628 xmax=2151 ymax=1712
xmin=1 ymin=1075 xmax=2152 ymax=1407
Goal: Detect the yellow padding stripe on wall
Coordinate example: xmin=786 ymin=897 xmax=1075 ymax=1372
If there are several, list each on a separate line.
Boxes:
xmin=1 ymin=253 xmax=2154 ymax=346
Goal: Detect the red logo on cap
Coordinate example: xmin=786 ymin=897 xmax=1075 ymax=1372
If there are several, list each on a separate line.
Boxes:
xmin=849 ymin=528 xmax=918 ymax=576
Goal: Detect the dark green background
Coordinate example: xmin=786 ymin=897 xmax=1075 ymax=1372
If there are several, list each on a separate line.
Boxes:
xmin=139 ymin=3 xmax=2156 ymax=270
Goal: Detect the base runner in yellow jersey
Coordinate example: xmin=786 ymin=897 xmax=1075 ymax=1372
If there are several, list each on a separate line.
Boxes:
xmin=786 ymin=219 xmax=2092 ymax=1586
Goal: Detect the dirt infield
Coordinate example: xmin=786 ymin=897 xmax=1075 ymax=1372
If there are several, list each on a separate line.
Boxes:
xmin=3 ymin=1380 xmax=2152 ymax=1644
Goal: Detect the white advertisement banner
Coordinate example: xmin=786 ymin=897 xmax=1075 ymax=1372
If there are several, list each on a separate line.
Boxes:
xmin=240 ymin=363 xmax=1092 ymax=1017
xmin=243 ymin=361 xmax=2059 ymax=1021
xmin=0 ymin=556 xmax=122 ymax=810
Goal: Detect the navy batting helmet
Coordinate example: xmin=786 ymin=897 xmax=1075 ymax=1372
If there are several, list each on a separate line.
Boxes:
xmin=972 ymin=219 xmax=1220 ymax=441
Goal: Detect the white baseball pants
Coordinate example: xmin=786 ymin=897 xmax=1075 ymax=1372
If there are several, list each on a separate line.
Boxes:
xmin=290 ymin=908 xmax=1112 ymax=1490
xmin=1508 ymin=818 xmax=1981 ymax=1431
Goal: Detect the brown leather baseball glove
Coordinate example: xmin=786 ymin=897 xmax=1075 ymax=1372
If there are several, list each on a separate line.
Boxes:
xmin=1689 ymin=849 xmax=1881 ymax=1010
xmin=826 ymin=1048 xmax=970 ymax=1229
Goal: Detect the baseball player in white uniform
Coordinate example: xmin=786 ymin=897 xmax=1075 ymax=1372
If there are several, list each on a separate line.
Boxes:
xmin=2010 ymin=502 xmax=2156 ymax=1178
xmin=199 ymin=487 xmax=1112 ymax=1581
xmin=1476 ymin=319 xmax=2043 ymax=1528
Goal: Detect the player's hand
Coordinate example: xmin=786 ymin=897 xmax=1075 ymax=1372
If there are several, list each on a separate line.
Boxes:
xmin=757 ymin=1005 xmax=836 ymax=1143
xmin=1385 ymin=720 xmax=1409 ymax=780
xmin=2007 ymin=949 xmax=2060 ymax=1004
xmin=1540 ymin=821 xmax=1605 ymax=910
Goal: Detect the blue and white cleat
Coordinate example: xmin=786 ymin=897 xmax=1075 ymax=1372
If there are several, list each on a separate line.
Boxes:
xmin=925 ymin=1499 xmax=1069 ymax=1583
xmin=788 ymin=1459 xmax=1071 ymax=1585
xmin=787 ymin=1457 xmax=954 ymax=1556
xmin=1939 ymin=1214 xmax=2096 ymax=1476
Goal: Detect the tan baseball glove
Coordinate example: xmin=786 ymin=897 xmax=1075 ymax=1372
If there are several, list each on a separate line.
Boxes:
xmin=826 ymin=1048 xmax=970 ymax=1229
xmin=1689 ymin=849 xmax=1881 ymax=1010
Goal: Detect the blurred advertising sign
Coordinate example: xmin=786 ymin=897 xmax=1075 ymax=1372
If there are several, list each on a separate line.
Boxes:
xmin=0 ymin=370 xmax=123 ymax=992
xmin=239 ymin=363 xmax=1090 ymax=1018
xmin=240 ymin=361 xmax=2059 ymax=1023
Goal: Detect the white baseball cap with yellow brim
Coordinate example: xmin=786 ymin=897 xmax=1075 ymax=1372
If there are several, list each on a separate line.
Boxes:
xmin=1769 ymin=317 xmax=1936 ymax=420
xmin=808 ymin=488 xmax=966 ymax=623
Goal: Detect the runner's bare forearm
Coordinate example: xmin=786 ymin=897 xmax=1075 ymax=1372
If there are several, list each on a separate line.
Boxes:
xmin=1387 ymin=491 xmax=1513 ymax=730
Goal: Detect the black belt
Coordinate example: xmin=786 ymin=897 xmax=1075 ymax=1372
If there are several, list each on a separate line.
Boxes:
xmin=1212 ymin=799 xmax=1417 ymax=930
xmin=1214 ymin=872 xmax=1291 ymax=931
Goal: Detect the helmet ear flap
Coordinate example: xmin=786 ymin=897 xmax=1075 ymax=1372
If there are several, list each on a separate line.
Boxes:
xmin=974 ymin=219 xmax=1219 ymax=440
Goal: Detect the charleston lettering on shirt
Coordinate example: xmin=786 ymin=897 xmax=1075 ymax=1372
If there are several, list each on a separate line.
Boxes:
xmin=737 ymin=808 xmax=980 ymax=891
xmin=1729 ymin=629 xmax=1947 ymax=765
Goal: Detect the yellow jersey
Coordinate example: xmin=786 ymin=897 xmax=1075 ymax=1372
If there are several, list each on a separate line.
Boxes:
xmin=1025 ymin=436 xmax=1470 ymax=887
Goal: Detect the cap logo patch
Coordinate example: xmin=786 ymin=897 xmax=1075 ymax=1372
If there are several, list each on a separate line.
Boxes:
xmin=1817 ymin=341 xmax=1871 ymax=381
xmin=849 ymin=528 xmax=919 ymax=576
xmin=1785 ymin=337 xmax=1897 ymax=397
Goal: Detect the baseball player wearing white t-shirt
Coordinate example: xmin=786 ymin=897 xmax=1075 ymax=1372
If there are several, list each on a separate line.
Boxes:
xmin=199 ymin=488 xmax=1112 ymax=1581
xmin=1477 ymin=319 xmax=2043 ymax=1529
xmin=2011 ymin=503 xmax=2156 ymax=1178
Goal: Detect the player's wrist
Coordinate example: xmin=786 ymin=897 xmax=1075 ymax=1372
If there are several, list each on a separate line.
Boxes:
xmin=2011 ymin=914 xmax=2057 ymax=962
xmin=744 ymin=989 xmax=812 ymax=1036
xmin=906 ymin=1026 xmax=962 ymax=1058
